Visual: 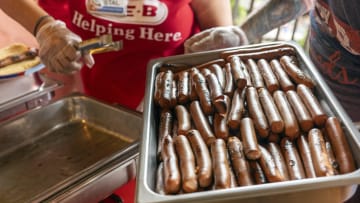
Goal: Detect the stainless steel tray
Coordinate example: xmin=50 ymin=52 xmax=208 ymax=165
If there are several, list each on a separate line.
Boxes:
xmin=137 ymin=41 xmax=360 ymax=203
xmin=0 ymin=73 xmax=60 ymax=121
xmin=0 ymin=94 xmax=142 ymax=203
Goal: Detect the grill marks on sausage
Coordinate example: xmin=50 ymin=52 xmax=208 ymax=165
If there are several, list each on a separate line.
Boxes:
xmin=279 ymin=55 xmax=315 ymax=88
xmin=308 ymin=128 xmax=335 ymax=177
xmin=227 ymin=136 xmax=254 ymax=186
xmin=211 ymin=139 xmax=232 ymax=190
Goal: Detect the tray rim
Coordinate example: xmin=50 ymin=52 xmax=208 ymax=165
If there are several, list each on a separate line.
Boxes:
xmin=136 ymin=41 xmax=360 ymax=203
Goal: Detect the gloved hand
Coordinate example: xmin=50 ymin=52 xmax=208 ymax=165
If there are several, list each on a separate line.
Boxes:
xmin=184 ymin=26 xmax=249 ymax=53
xmin=36 ymin=20 xmax=94 ymax=74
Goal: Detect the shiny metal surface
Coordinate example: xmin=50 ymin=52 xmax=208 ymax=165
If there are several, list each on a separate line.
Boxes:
xmin=78 ymin=34 xmax=123 ymax=55
xmin=0 ymin=94 xmax=142 ymax=203
xmin=137 ymin=41 xmax=360 ymax=203
xmin=0 ymin=73 xmax=60 ymax=120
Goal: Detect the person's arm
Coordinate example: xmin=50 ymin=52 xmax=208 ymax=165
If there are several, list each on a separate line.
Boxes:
xmin=184 ymin=0 xmax=248 ymax=53
xmin=191 ymin=0 xmax=233 ymax=30
xmin=1 ymin=0 xmax=94 ymax=74
xmin=1 ymin=0 xmax=52 ymax=35
xmin=241 ymin=0 xmax=314 ymax=43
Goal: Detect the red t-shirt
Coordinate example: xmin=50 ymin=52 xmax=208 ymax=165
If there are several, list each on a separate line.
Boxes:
xmin=39 ymin=0 xmax=200 ymax=110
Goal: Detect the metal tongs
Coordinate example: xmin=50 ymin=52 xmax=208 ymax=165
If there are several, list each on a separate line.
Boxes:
xmin=78 ymin=34 xmax=123 ymax=55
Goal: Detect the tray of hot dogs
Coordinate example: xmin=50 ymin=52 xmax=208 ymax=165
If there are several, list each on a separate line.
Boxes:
xmin=136 ymin=41 xmax=360 ymax=203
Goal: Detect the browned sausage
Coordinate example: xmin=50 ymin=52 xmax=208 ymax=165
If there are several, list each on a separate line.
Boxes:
xmin=279 ymin=55 xmax=315 ymax=88
xmin=186 ymin=129 xmax=213 ymax=188
xmin=221 ymin=44 xmax=295 ymax=60
xmin=170 ymin=80 xmax=177 ymax=108
xmin=224 ymin=47 xmax=296 ymax=61
xmin=242 ymin=61 xmax=253 ymax=87
xmin=189 ymin=67 xmax=200 ymax=101
xmin=157 ymin=109 xmax=173 ymax=160
xmin=228 ymin=55 xmax=247 ymax=90
xmin=223 ymin=63 xmax=234 ymax=97
xmin=227 ymin=136 xmax=254 ymax=186
xmin=196 ymin=59 xmax=226 ymax=70
xmin=267 ymin=132 xmax=281 ymax=143
xmin=280 ymin=137 xmax=306 ymax=180
xmin=227 ymin=89 xmax=246 ymax=130
xmin=308 ymin=128 xmax=335 ymax=177
xmin=162 ymin=135 xmax=181 ymax=194
xmin=286 ymin=90 xmax=314 ymax=132
xmin=246 ymin=86 xmax=270 ymax=138
xmin=323 ymin=132 xmax=340 ymax=175
xmin=213 ymin=96 xmax=230 ymax=140
xmin=249 ymin=160 xmax=267 ymax=184
xmin=177 ymin=71 xmax=190 ymax=104
xmin=154 ymin=71 xmax=164 ymax=105
xmin=209 ymin=63 xmax=225 ymax=89
xmin=325 ymin=117 xmax=356 ymax=174
xmin=0 ymin=47 xmax=38 ymax=68
xmin=258 ymin=88 xmax=284 ymax=134
xmin=258 ymin=145 xmax=286 ymax=182
xmin=296 ymin=134 xmax=317 ymax=178
xmin=214 ymin=113 xmax=230 ymax=141
xmin=206 ymin=72 xmax=226 ymax=114
xmin=172 ymin=117 xmax=178 ymax=138
xmin=189 ymin=100 xmax=216 ymax=146
xmin=213 ymin=95 xmax=231 ymax=117
xmin=192 ymin=72 xmax=214 ymax=115
xmin=267 ymin=142 xmax=289 ymax=181
xmin=175 ymin=105 xmax=191 ymax=135
xmin=257 ymin=59 xmax=279 ymax=93
xmin=297 ymin=84 xmax=328 ymax=127
xmin=273 ymin=90 xmax=300 ymax=139
xmin=211 ymin=139 xmax=232 ymax=189
xmin=201 ymin=68 xmax=212 ymax=77
xmin=155 ymin=162 xmax=165 ymax=195
xmin=240 ymin=117 xmax=262 ymax=160
xmin=270 ymin=59 xmax=295 ymax=91
xmin=174 ymin=135 xmax=198 ymax=193
xmin=159 ymin=70 xmax=174 ymax=109
xmin=246 ymin=58 xmax=264 ymax=89
xmin=229 ymin=167 xmax=238 ymax=188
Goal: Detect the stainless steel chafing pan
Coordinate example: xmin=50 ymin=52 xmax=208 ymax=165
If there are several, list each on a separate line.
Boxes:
xmin=0 ymin=94 xmax=142 ymax=203
xmin=137 ymin=41 xmax=360 ymax=203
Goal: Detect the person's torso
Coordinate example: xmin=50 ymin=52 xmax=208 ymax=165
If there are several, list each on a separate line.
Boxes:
xmin=39 ymin=0 xmax=200 ymax=109
xmin=311 ymin=0 xmax=360 ymax=56
xmin=309 ymin=0 xmax=360 ymax=120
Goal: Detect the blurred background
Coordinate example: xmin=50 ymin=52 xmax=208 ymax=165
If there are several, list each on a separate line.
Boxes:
xmin=231 ymin=0 xmax=311 ymax=50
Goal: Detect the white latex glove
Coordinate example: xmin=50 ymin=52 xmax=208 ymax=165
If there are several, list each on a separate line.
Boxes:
xmin=184 ymin=26 xmax=249 ymax=53
xmin=36 ymin=20 xmax=94 ymax=74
